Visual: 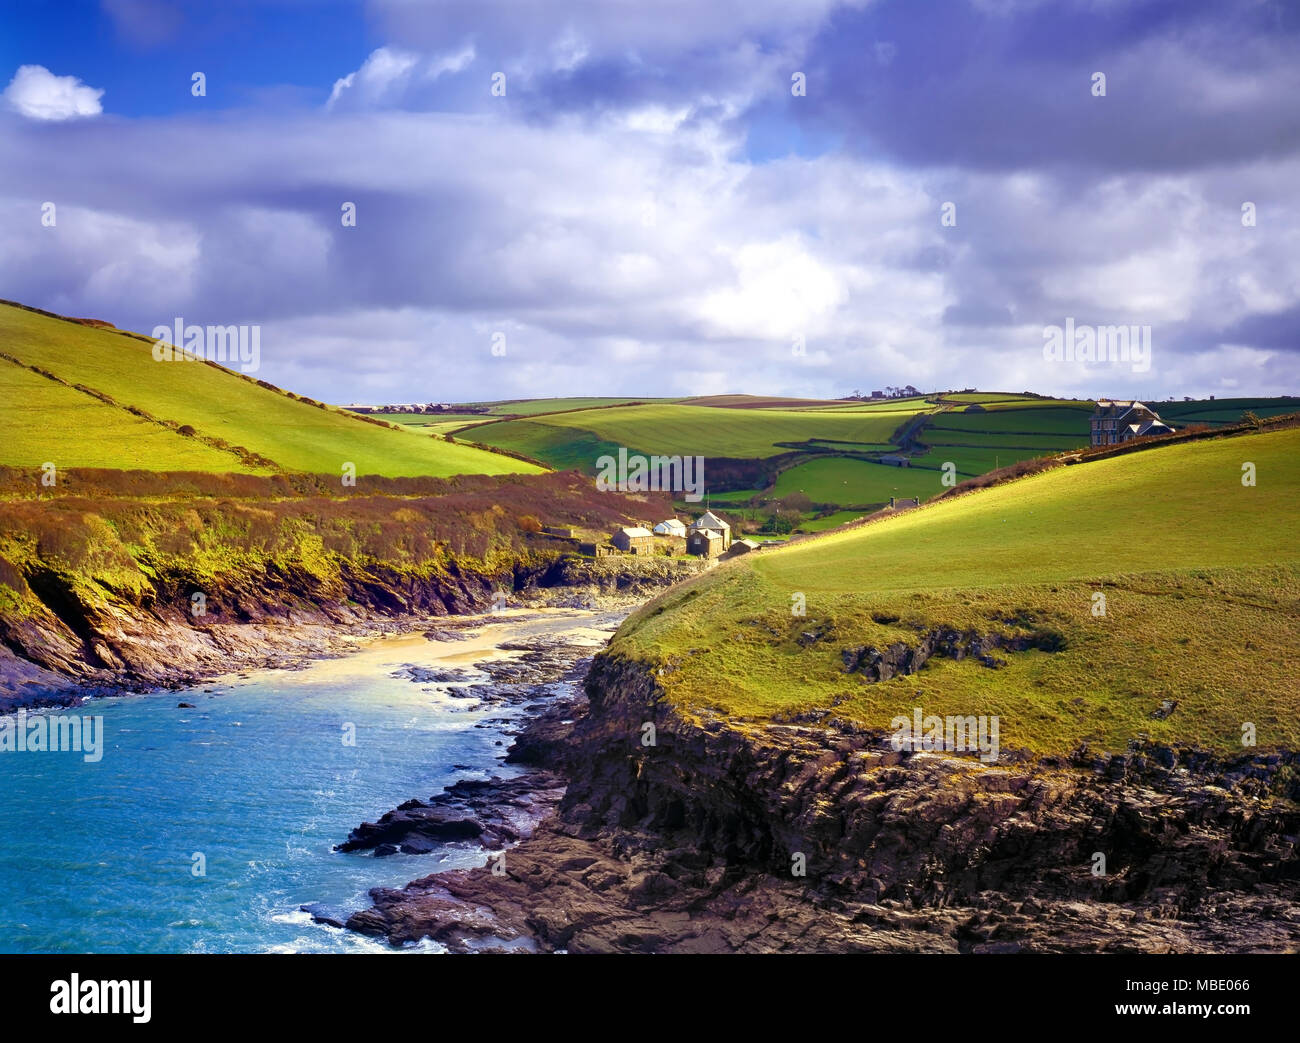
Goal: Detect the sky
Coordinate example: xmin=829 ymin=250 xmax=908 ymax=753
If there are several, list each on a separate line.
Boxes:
xmin=1 ymin=0 xmax=1297 ymax=404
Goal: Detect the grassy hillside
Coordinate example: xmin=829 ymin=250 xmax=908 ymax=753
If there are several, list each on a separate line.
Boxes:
xmin=0 ymin=357 xmax=250 ymax=472
xmin=0 ymin=302 xmax=542 ymax=478
xmin=473 ymin=397 xmax=667 ymax=416
xmin=383 ymin=414 xmax=496 ymax=436
xmin=614 ymin=425 xmax=1300 ymax=755
xmin=1158 ymin=397 xmax=1300 ymax=426
xmin=913 ymin=401 xmax=1093 ymax=478
xmin=773 ymin=456 xmax=945 ymax=506
xmin=469 ymin=402 xmax=933 ymax=465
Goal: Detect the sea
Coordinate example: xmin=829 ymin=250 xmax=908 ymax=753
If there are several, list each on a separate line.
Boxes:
xmin=0 ymin=610 xmax=605 ymax=954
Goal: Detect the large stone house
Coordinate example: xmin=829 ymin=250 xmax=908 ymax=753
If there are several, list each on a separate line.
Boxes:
xmin=686 ymin=528 xmax=725 ymax=558
xmin=612 ymin=526 xmax=655 ymax=555
xmin=1090 ymin=400 xmax=1175 ymax=446
xmin=688 ymin=511 xmax=731 ymax=550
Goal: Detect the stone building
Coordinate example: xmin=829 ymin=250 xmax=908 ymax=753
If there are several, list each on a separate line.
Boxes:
xmin=612 ymin=526 xmax=655 ymax=555
xmin=1090 ymin=400 xmax=1175 ymax=446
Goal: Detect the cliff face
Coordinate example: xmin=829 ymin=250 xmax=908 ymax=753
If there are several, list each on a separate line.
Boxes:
xmin=0 ymin=468 xmax=689 ymax=707
xmin=572 ymin=655 xmax=1300 ymax=903
xmin=347 ymin=652 xmax=1300 ymax=953
xmin=0 ymin=549 xmax=702 ymax=709
xmin=0 ymin=555 xmax=526 ymax=706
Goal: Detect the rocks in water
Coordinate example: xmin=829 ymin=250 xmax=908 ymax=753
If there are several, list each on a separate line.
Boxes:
xmin=392 ymin=665 xmax=474 ymax=684
xmin=301 ymin=902 xmax=347 ymax=929
xmin=176 ymin=701 xmax=196 ymax=708
xmin=339 ymin=773 xmax=568 ymax=856
xmin=505 ymin=694 xmax=585 ymax=769
xmin=345 ymin=651 xmax=1300 ymax=954
xmin=340 ymin=630 xmax=592 ymax=861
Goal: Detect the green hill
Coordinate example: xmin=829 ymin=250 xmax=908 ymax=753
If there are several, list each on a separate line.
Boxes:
xmin=0 ymin=302 xmax=542 ymax=478
xmin=615 ymin=423 xmax=1300 ymax=755
xmin=466 ymin=401 xmax=934 ymax=468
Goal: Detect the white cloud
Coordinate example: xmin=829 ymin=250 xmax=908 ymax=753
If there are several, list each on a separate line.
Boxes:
xmin=328 ymin=47 xmax=420 ymax=110
xmin=2 ymin=65 xmax=104 ymax=121
xmin=327 ymin=45 xmax=475 ymax=110
xmin=1 ymin=0 xmax=1297 ymax=404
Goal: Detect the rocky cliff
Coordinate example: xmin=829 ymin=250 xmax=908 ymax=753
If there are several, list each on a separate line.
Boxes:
xmin=345 ymin=652 xmax=1300 ymax=953
xmin=0 ymin=459 xmax=708 ymax=708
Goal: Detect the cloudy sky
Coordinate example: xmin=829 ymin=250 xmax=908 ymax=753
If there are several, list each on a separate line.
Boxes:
xmin=1 ymin=0 xmax=1297 ymax=403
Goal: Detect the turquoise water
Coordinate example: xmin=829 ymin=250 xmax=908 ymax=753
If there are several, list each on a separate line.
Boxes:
xmin=0 ymin=615 xmax=589 ymax=954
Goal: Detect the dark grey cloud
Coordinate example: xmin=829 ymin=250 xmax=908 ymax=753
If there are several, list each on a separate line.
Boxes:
xmin=798 ymin=0 xmax=1300 ymax=173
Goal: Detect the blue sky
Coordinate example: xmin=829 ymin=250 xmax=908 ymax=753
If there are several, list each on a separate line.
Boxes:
xmin=0 ymin=1 xmax=371 ymax=115
xmin=1 ymin=0 xmax=1297 ymax=403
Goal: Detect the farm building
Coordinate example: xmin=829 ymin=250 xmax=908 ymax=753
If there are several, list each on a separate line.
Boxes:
xmin=727 ymin=538 xmax=760 ymax=556
xmin=612 ymin=526 xmax=655 ymax=555
xmin=889 ymin=496 xmax=920 ymax=510
xmin=543 ymin=525 xmax=575 ymax=538
xmin=687 ymin=528 xmax=726 ymax=558
xmin=688 ymin=511 xmax=732 ymax=549
xmin=653 ymin=518 xmax=687 ymax=537
xmin=578 ymin=541 xmax=616 ymax=558
xmin=879 ymin=454 xmax=910 ymax=467
xmin=1090 ymin=400 xmax=1175 ymax=446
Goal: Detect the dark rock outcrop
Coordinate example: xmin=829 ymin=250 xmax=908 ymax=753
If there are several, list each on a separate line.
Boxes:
xmin=840 ymin=627 xmax=1063 ymax=682
xmin=337 ymin=773 xmax=569 ymax=855
xmin=344 ymin=651 xmax=1300 ymax=953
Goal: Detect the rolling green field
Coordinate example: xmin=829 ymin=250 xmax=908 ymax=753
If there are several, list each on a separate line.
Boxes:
xmin=773 ymin=456 xmax=948 ymax=505
xmin=912 ymin=446 xmax=1054 ymax=477
xmin=0 ymin=357 xmax=257 ymax=472
xmin=976 ymin=398 xmax=1094 ymax=411
xmin=0 ymin=303 xmax=541 ymax=478
xmin=616 ymin=425 xmax=1300 ymax=755
xmin=382 ymin=413 xmax=496 ymax=436
xmin=457 ymin=392 xmax=1296 ymax=521
xmin=473 ymin=397 xmax=666 ymax=416
xmin=1157 ymin=398 xmax=1299 ymax=425
xmin=792 ymin=510 xmax=869 ymax=532
xmin=695 ymin=487 xmax=767 ymax=505
xmin=925 ymin=405 xmax=1092 ymax=435
xmin=923 ymin=431 xmax=1084 ymax=450
xmin=804 ymin=440 xmax=897 ymax=452
xmin=458 ymin=418 xmax=627 ymax=471
xmin=916 ymin=401 xmax=1092 ymax=478
xmin=470 ymin=402 xmax=932 ymax=465
xmin=804 ymin=397 xmax=938 ymax=413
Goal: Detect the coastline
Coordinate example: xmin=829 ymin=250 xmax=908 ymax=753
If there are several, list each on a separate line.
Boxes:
xmin=0 ymin=554 xmax=705 ymax=712
xmin=339 ymin=652 xmax=1300 ymax=954
xmin=7 ymin=541 xmax=1294 ymax=954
